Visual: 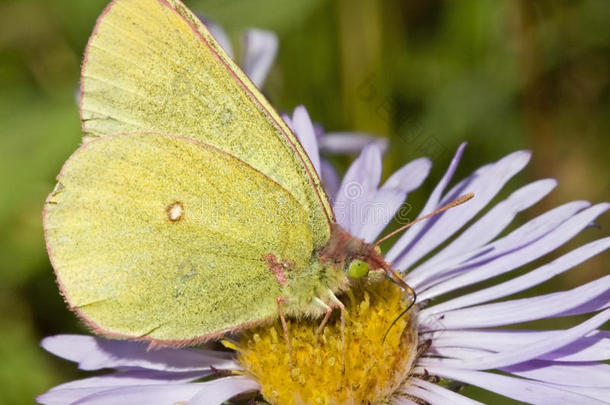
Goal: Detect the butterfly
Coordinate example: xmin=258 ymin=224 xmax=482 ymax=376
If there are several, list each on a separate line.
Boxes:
xmin=45 ymin=0 xmax=469 ymax=349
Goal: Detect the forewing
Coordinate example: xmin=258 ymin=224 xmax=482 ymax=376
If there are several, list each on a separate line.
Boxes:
xmin=80 ymin=0 xmax=332 ymax=249
xmin=44 ymin=133 xmax=313 ymax=343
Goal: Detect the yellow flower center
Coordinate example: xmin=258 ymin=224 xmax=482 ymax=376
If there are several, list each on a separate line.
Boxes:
xmin=236 ymin=280 xmax=418 ymax=405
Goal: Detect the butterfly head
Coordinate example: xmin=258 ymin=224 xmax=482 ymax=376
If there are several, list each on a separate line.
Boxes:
xmin=321 ymin=224 xmax=390 ymax=280
xmin=346 ymin=259 xmax=369 ymax=278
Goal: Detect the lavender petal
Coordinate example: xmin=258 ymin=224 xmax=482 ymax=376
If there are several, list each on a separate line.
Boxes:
xmin=430 ymin=329 xmax=610 ymax=363
xmin=41 ymin=335 xmax=237 ymax=372
xmin=392 ymin=150 xmax=532 ymax=271
xmin=421 ymin=277 xmax=609 ymax=329
xmin=72 ymin=383 xmax=201 ymax=405
xmin=49 ymin=370 xmax=208 ymax=391
xmin=386 ymin=143 xmax=466 ymax=265
xmin=407 ymin=378 xmax=484 ymax=405
xmin=502 ymin=361 xmax=610 ymax=387
xmin=282 ymin=113 xmax=294 ymax=131
xmin=334 ymin=144 xmax=383 ymax=233
xmin=419 ymin=203 xmax=609 ymax=301
xmin=38 ymin=384 xmax=202 ymax=405
xmin=418 ymin=366 xmax=608 ymax=405
xmin=38 ymin=370 xmax=206 ymax=405
xmin=356 ymin=157 xmax=431 ymax=242
xmin=356 ymin=188 xmax=406 ymax=242
xmin=420 ymin=308 xmax=610 ymax=370
xmin=63 ymin=377 xmax=256 ymax=405
xmin=414 ymin=179 xmax=556 ymax=273
xmin=242 ymin=29 xmax=278 ymax=88
xmin=554 ymin=291 xmax=610 ymax=316
xmin=423 ymin=237 xmax=610 ymax=314
xmin=410 ymin=200 xmax=591 ymax=290
xmin=319 ymin=132 xmax=388 ymax=154
xmin=381 ymin=157 xmax=431 ymax=192
xmin=539 ymin=384 xmax=610 ymax=402
xmin=290 ymin=106 xmax=321 ymax=174
xmin=320 ymin=159 xmax=340 ymax=201
xmin=188 ymin=376 xmax=260 ymax=404
xmin=38 ymin=387 xmax=107 ymax=405
xmin=539 ymin=330 xmax=610 ymax=362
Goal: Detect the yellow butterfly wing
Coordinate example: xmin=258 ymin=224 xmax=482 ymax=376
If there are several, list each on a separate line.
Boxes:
xmin=80 ymin=0 xmax=332 ymax=249
xmin=44 ymin=133 xmax=313 ymax=342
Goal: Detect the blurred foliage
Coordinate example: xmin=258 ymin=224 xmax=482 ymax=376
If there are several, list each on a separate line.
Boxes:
xmin=0 ymin=0 xmax=608 ymax=403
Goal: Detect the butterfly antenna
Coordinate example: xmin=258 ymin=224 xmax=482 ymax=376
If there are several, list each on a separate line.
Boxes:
xmin=382 ymin=292 xmax=416 ymax=343
xmin=376 ymin=192 xmax=474 ymax=342
xmin=371 ymin=192 xmax=474 ymax=250
xmin=381 ymin=267 xmax=417 ymax=342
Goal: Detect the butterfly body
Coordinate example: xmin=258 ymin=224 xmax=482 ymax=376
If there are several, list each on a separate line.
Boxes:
xmin=279 ymin=224 xmax=390 ymax=319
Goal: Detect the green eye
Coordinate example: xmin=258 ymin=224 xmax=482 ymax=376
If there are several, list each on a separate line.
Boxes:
xmin=347 ymin=259 xmax=369 ymax=278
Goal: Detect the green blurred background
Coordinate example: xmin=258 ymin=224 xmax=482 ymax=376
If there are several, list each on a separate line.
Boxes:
xmin=0 ymin=0 xmax=608 ymax=403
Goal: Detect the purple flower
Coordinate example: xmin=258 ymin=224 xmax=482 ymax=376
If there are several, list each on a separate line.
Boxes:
xmin=39 ymin=126 xmax=609 ymax=404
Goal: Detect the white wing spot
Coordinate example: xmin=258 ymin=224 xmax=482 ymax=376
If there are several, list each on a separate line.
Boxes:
xmin=167 ymin=202 xmax=184 ymax=222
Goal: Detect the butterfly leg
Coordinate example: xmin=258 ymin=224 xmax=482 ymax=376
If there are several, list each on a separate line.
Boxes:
xmin=328 ymin=290 xmax=346 ymax=373
xmin=313 ymin=297 xmax=333 ymax=343
xmin=276 ymin=296 xmax=292 ymax=369
xmin=313 ymin=292 xmax=346 ymax=372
